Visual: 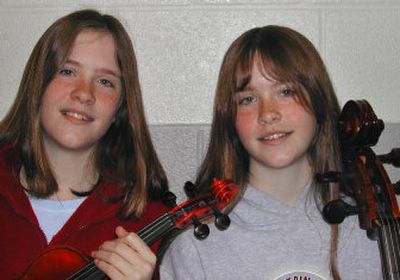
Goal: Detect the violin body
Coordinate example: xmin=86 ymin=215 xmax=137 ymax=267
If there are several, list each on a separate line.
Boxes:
xmin=18 ymin=178 xmax=238 ymax=280
xmin=19 ymin=247 xmax=88 ymax=280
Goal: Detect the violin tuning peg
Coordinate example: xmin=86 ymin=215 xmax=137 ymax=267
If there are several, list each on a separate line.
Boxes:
xmin=315 ymin=171 xmax=341 ymax=183
xmin=193 ymin=223 xmax=210 ymax=240
xmin=162 ymin=191 xmax=177 ymax=208
xmin=191 ymin=216 xmax=210 ymax=240
xmin=184 ymin=181 xmax=197 ymax=198
xmin=214 ymin=213 xmax=230 ymax=231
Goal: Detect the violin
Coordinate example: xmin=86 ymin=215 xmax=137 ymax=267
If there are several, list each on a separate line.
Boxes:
xmin=317 ymin=99 xmax=400 ymax=279
xmin=19 ymin=178 xmax=238 ymax=280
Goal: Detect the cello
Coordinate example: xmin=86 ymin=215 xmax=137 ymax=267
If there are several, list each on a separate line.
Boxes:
xmin=318 ymin=99 xmax=400 ymax=279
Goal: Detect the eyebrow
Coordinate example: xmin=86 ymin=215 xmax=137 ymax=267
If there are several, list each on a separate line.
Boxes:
xmin=64 ymin=59 xmax=121 ymax=78
xmin=235 ymin=76 xmax=251 ymax=92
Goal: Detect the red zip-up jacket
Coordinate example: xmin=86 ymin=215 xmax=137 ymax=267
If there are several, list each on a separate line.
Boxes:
xmin=0 ymin=145 xmax=170 ymax=279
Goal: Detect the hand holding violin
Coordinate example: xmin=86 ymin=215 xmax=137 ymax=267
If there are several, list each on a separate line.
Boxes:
xmin=92 ymin=226 xmax=156 ymax=280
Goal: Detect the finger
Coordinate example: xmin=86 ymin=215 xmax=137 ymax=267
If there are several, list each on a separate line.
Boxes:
xmin=93 ymin=248 xmax=154 ymax=280
xmin=121 ymin=232 xmax=156 ymax=263
xmin=93 ymin=248 xmax=129 ymax=276
xmin=115 ymin=225 xmax=128 ymax=237
xmin=117 ymin=229 xmax=156 ymax=264
xmin=94 ymin=258 xmax=124 ymax=280
xmin=95 ymin=238 xmax=153 ymax=270
xmin=95 ymin=240 xmax=137 ymax=265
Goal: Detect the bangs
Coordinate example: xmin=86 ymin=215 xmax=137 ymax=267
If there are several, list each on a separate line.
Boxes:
xmin=234 ymin=50 xmax=309 ymax=107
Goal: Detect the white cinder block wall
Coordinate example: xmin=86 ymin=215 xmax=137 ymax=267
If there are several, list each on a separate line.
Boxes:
xmin=1 ymin=1 xmax=400 ymax=201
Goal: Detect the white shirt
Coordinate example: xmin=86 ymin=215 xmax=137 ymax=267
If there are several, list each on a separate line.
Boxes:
xmin=29 ymin=195 xmax=86 ymax=242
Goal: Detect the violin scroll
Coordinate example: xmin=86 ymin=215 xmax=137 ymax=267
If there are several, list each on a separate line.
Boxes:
xmin=170 ymin=178 xmax=238 ymax=240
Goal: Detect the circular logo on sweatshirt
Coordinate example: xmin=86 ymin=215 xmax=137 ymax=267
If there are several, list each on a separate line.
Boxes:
xmin=275 ymin=271 xmax=325 ymax=280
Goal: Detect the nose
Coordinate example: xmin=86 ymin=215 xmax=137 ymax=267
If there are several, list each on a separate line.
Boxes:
xmin=258 ymin=98 xmax=281 ymax=125
xmin=71 ymin=79 xmax=95 ymax=105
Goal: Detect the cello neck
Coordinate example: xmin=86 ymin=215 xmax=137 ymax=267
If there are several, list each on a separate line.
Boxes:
xmin=378 ymin=222 xmax=400 ymax=279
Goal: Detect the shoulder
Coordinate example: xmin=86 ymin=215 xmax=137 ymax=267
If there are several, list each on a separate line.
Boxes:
xmin=167 ymin=229 xmax=199 ymax=252
xmin=0 ymin=144 xmax=19 ymax=187
xmin=0 ymin=144 xmax=11 ymax=153
xmin=0 ymin=144 xmax=20 ymax=176
xmin=162 ymin=221 xmax=233 ymax=266
xmin=142 ymin=199 xmax=170 ymax=221
xmin=337 ymin=216 xmax=382 ymax=278
xmin=0 ymin=143 xmax=16 ymax=162
xmin=160 ymin=230 xmax=205 ymax=280
xmin=338 ymin=215 xmax=375 ymax=248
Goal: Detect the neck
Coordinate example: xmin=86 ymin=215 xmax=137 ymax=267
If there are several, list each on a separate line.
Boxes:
xmin=248 ymin=158 xmax=313 ymax=206
xmin=44 ymin=143 xmax=99 ymax=200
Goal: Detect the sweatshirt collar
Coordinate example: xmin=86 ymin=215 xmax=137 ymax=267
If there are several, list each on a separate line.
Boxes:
xmin=229 ymin=182 xmax=314 ymax=229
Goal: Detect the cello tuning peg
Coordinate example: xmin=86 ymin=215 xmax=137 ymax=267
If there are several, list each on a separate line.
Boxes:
xmin=184 ymin=181 xmax=197 ymax=198
xmin=214 ymin=212 xmax=230 ymax=231
xmin=315 ymin=171 xmax=341 ymax=183
xmin=322 ymin=199 xmax=360 ymax=224
xmin=192 ymin=217 xmax=210 ymax=240
xmin=378 ymin=148 xmax=400 ymax=167
xmin=392 ymin=181 xmax=400 ymax=195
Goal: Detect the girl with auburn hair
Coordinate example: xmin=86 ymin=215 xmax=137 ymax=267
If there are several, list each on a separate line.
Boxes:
xmin=0 ymin=9 xmax=169 ymax=279
xmin=160 ymin=25 xmax=381 ymax=279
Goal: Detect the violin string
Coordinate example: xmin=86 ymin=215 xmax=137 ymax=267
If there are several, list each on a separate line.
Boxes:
xmin=138 ymin=213 xmax=170 ymax=237
xmin=144 ymin=218 xmax=176 ymax=245
xmin=138 ymin=213 xmax=173 ymax=244
xmin=67 ymin=261 xmax=99 ymax=279
xmin=68 ymin=214 xmax=175 ymax=279
xmin=66 ymin=184 xmax=234 ymax=279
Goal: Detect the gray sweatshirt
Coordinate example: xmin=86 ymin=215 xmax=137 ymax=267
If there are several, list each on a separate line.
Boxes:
xmin=160 ymin=185 xmax=382 ymax=280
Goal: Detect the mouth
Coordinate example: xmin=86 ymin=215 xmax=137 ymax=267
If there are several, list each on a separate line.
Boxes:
xmin=259 ymin=132 xmax=291 ymax=141
xmin=61 ymin=110 xmax=93 ymax=122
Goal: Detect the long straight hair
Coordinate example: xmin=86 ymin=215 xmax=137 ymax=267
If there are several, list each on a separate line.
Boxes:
xmin=195 ymin=25 xmax=342 ymax=278
xmin=0 ymin=9 xmax=168 ymax=218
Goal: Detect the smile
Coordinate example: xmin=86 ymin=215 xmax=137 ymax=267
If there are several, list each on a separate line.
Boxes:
xmin=61 ymin=111 xmax=92 ymax=121
xmin=259 ymin=132 xmax=290 ymax=141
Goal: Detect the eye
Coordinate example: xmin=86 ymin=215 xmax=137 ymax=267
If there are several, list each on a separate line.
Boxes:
xmin=98 ymin=79 xmax=115 ymax=88
xmin=280 ymin=88 xmax=294 ymax=97
xmin=58 ymin=68 xmax=74 ymax=76
xmin=238 ymin=96 xmax=257 ymax=105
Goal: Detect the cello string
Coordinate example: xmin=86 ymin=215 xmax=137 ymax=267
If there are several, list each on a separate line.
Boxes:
xmin=379 ymin=217 xmax=391 ymax=278
xmin=392 ymin=217 xmax=400 ymax=274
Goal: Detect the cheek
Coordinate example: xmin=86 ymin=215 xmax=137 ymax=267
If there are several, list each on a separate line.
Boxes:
xmin=293 ymin=111 xmax=317 ymax=143
xmin=40 ymin=85 xmax=59 ymax=120
xmin=98 ymin=94 xmax=121 ymax=116
xmin=40 ymin=79 xmax=67 ymax=106
xmin=235 ymin=110 xmax=254 ymax=142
